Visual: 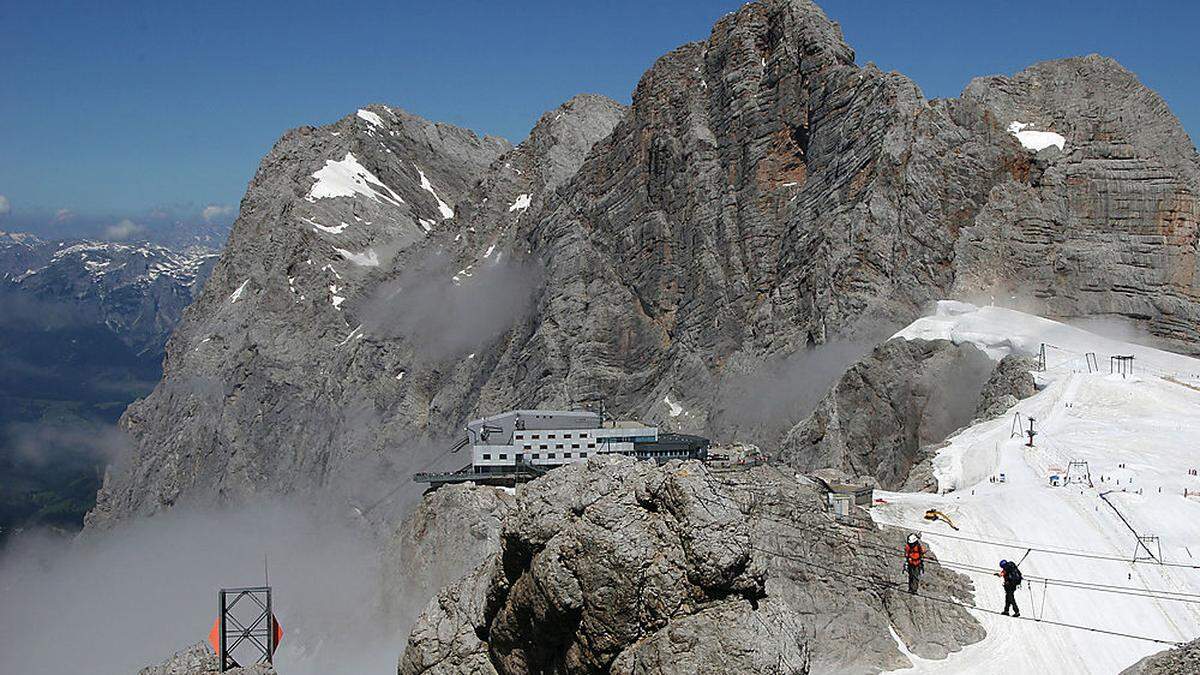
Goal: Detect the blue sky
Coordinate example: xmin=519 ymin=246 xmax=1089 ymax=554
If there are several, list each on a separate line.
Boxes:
xmin=1 ymin=0 xmax=1197 ymax=236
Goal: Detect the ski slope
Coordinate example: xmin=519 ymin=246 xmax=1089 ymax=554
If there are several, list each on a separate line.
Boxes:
xmin=874 ymin=302 xmax=1200 ymax=674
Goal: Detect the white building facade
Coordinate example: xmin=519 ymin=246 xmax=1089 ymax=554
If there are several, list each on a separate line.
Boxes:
xmin=466 ymin=410 xmax=658 ymax=472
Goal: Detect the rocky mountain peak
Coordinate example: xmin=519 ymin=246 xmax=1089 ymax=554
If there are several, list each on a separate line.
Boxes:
xmin=87 ymin=0 xmax=1200 ymax=529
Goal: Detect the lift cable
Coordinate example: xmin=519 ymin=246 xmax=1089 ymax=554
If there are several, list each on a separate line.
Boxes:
xmin=685 ymin=487 xmax=1200 ymax=611
xmin=748 ymin=541 xmax=1185 ymax=647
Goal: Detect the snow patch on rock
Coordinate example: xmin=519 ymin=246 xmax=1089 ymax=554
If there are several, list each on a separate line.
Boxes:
xmin=307 ymin=152 xmax=406 ymax=206
xmin=333 ymin=246 xmax=380 ymax=267
xmin=508 ymin=194 xmax=531 ymax=212
xmin=1007 ymin=121 xmax=1066 ymax=152
xmin=414 ymin=163 xmax=454 ymax=219
xmin=229 ymin=278 xmax=249 ymax=303
xmin=356 ymin=109 xmax=385 ymax=128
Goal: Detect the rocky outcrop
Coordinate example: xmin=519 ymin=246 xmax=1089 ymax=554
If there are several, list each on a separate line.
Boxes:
xmin=91 ymin=0 xmax=1200 ymax=527
xmin=137 ymin=642 xmax=274 ymax=675
xmin=954 ymin=56 xmax=1200 ymax=352
xmin=1120 ymin=636 xmax=1200 ymax=674
xmin=399 ymin=455 xmax=984 ymax=674
xmin=774 ymin=338 xmax=995 ymax=489
xmin=973 ymin=354 xmax=1037 ymax=420
xmin=384 ymin=482 xmax=516 ymax=627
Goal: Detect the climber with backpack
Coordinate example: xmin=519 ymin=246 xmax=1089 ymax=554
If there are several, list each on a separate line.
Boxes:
xmin=996 ymin=559 xmax=1023 ymax=616
xmin=904 ymin=533 xmax=924 ymax=594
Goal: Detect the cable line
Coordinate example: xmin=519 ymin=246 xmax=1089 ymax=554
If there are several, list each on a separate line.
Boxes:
xmin=879 ymin=523 xmax=1200 ymax=570
xmin=749 ymin=541 xmax=1185 ymax=647
xmin=687 ymin=488 xmax=1200 ymax=611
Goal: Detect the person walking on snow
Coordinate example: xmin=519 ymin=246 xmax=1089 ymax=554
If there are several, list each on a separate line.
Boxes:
xmin=996 ymin=559 xmax=1023 ymax=616
xmin=904 ymin=533 xmax=924 ymax=594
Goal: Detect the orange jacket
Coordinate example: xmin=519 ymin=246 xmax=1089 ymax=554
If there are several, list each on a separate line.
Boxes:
xmin=905 ymin=542 xmax=924 ymax=567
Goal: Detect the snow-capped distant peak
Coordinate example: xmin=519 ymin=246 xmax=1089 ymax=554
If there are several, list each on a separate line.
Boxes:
xmin=1007 ymin=121 xmax=1066 ymax=152
xmin=307 ymin=152 xmax=406 ymax=206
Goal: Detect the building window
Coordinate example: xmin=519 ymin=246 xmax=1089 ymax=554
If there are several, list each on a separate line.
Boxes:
xmin=572 ymin=443 xmax=580 ymax=449
xmin=483 ymin=453 xmax=492 ymax=460
xmin=555 ymin=444 xmax=563 ymax=450
xmin=580 ymin=452 xmax=587 ymax=458
xmin=564 ymin=452 xmax=572 ymax=458
xmin=548 ymin=453 xmax=556 ymax=459
xmin=548 ymin=434 xmax=556 ymax=439
xmin=532 ymin=453 xmax=540 ymax=459
xmin=540 ymin=444 xmax=548 ymax=450
xmin=564 ymin=433 xmax=572 ymax=439
xmin=531 ymin=434 xmax=540 ymax=440
xmin=499 ymin=454 xmax=508 ymax=460
xmin=580 ymin=432 xmax=588 ymax=438
xmin=588 ymin=443 xmax=596 ymax=449
xmin=515 ymin=433 xmax=522 ymax=440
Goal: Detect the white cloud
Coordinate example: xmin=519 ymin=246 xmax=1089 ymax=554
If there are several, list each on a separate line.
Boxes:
xmin=104 ymin=219 xmax=145 ymax=240
xmin=201 ymin=204 xmax=234 ymax=222
xmin=0 ymin=195 xmax=10 ymax=217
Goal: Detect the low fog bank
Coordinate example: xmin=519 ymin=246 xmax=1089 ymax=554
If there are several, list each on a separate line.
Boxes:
xmin=360 ymin=253 xmax=540 ymax=361
xmin=0 ymin=500 xmax=407 ymax=674
xmin=708 ymin=329 xmax=895 ymax=448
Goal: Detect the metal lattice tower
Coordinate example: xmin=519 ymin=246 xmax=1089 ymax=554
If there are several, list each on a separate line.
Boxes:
xmin=217 ymin=586 xmax=278 ymax=671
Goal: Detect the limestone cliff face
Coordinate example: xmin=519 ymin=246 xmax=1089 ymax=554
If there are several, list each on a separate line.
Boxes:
xmin=776 ymin=338 xmax=996 ymax=489
xmin=383 ymin=482 xmax=516 ymax=630
xmin=398 ymin=456 xmax=984 ymax=674
xmin=90 ymin=0 xmax=1200 ymax=525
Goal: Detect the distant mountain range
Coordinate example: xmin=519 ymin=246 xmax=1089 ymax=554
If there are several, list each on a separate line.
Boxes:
xmin=0 ymin=231 xmax=218 ymax=536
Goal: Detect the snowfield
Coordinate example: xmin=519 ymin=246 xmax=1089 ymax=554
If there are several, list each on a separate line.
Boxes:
xmin=876 ymin=302 xmax=1200 ymax=673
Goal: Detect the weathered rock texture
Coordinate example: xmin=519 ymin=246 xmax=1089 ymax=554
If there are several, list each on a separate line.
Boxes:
xmin=138 ymin=641 xmax=274 ymax=675
xmin=1120 ymin=636 xmax=1200 ymax=674
xmin=775 ymin=338 xmax=995 ymax=489
xmin=973 ymin=354 xmax=1038 ymax=420
xmin=90 ymin=0 xmax=1200 ymax=526
xmin=384 ymin=482 xmax=516 ymax=628
xmin=399 ymin=455 xmax=984 ymax=674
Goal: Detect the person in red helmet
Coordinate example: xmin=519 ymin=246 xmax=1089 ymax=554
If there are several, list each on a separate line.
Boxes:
xmin=904 ymin=533 xmax=925 ymax=593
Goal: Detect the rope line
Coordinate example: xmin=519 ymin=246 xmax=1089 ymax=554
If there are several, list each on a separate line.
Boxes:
xmin=750 ymin=542 xmax=1184 ymax=647
xmin=881 ymin=523 xmax=1200 ymax=570
xmin=687 ymin=486 xmax=1200 ymax=615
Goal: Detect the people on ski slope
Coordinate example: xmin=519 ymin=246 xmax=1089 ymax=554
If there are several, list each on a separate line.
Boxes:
xmin=904 ymin=533 xmax=924 ymax=593
xmin=996 ymin=559 xmax=1023 ymax=616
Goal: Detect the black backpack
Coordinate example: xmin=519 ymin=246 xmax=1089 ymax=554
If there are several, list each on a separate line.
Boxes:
xmin=1006 ymin=563 xmax=1023 ymax=586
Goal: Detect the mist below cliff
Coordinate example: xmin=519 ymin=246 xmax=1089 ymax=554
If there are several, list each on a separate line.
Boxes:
xmin=0 ymin=500 xmax=404 ymax=674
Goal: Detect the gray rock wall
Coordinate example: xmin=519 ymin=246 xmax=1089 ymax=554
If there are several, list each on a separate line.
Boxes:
xmin=399 ymin=456 xmax=984 ymax=674
xmin=775 ymin=338 xmax=995 ymax=489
